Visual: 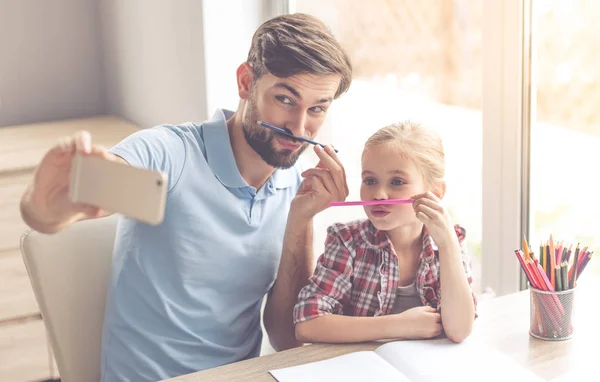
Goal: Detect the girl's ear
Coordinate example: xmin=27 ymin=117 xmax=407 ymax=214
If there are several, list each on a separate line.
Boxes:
xmin=433 ymin=181 xmax=447 ymax=199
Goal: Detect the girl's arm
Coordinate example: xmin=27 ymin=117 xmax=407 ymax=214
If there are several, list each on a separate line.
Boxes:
xmin=296 ymin=306 xmax=442 ymax=343
xmin=296 ymin=314 xmax=395 ymax=343
xmin=438 ymin=234 xmax=476 ymax=343
xmin=412 ymin=192 xmax=476 ymax=343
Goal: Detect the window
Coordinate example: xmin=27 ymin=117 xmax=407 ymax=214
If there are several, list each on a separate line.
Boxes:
xmin=529 ymin=0 xmax=600 ymax=281
xmin=294 ymin=0 xmax=484 ymax=293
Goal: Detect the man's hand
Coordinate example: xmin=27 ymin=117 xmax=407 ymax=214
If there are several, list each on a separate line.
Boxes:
xmin=20 ymin=130 xmax=122 ymax=234
xmin=263 ymin=144 xmax=349 ymax=350
xmin=293 ymin=145 xmax=349 ymax=219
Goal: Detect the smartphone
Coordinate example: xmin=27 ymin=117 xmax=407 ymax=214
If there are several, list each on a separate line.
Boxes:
xmin=69 ymin=153 xmax=168 ymax=225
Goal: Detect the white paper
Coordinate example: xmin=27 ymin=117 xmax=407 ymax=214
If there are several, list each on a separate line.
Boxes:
xmin=269 ymin=351 xmax=411 ymax=382
xmin=374 ymin=339 xmax=546 ymax=382
xmin=270 ymin=339 xmax=546 ymax=382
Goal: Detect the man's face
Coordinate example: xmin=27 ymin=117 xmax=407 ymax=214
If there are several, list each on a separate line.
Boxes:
xmin=241 ymin=71 xmax=341 ymax=169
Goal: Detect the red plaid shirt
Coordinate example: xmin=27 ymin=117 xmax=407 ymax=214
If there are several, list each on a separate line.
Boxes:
xmin=294 ymin=219 xmax=477 ymax=323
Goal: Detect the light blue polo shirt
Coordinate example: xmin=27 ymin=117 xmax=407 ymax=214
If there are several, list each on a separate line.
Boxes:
xmin=101 ymin=109 xmax=302 ymax=381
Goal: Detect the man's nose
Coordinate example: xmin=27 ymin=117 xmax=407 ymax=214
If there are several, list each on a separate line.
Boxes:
xmin=284 ymin=111 xmax=307 ymax=138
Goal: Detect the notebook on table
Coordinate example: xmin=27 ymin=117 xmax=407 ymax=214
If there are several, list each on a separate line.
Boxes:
xmin=269 ymin=339 xmax=545 ymax=382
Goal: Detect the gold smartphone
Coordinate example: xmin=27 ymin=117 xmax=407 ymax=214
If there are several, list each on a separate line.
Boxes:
xmin=68 ymin=153 xmax=168 ymax=225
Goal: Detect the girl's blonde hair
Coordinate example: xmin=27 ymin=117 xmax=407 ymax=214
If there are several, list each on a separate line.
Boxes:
xmin=364 ymin=121 xmax=445 ymax=187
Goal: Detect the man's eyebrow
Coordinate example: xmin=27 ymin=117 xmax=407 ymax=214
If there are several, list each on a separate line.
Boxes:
xmin=274 ymin=83 xmax=301 ymax=99
xmin=274 ymin=83 xmax=333 ymax=104
xmin=316 ymin=96 xmax=333 ymax=104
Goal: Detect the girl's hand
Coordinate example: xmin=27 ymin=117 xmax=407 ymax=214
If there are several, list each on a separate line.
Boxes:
xmin=387 ymin=306 xmax=443 ymax=340
xmin=411 ymin=191 xmax=458 ymax=251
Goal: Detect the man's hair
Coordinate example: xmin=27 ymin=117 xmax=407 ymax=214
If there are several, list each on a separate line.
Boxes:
xmin=247 ymin=13 xmax=352 ymax=99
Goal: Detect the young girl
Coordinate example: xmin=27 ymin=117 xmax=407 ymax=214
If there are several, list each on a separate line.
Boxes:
xmin=293 ymin=121 xmax=477 ymax=344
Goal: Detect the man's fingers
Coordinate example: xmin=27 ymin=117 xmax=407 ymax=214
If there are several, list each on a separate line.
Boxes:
xmin=324 ymin=145 xmax=349 ymax=197
xmin=74 ymin=130 xmax=92 ymax=154
xmin=301 ymin=168 xmax=336 ymax=196
xmin=57 ymin=137 xmax=75 ymax=154
xmin=90 ymin=144 xmax=119 ymax=161
xmin=304 ymin=175 xmax=327 ymax=196
xmin=314 ymin=146 xmax=347 ymax=199
xmin=49 ymin=131 xmax=93 ymax=158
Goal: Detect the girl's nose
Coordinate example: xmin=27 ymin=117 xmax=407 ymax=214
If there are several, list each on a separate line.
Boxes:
xmin=373 ymin=187 xmax=387 ymax=200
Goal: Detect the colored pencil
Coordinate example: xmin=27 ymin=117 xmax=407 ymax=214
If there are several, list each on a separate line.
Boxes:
xmin=578 ymin=252 xmax=593 ymax=277
xmin=570 ymin=244 xmax=580 ymax=289
xmin=549 ymin=238 xmax=556 ymax=289
xmin=523 ymin=237 xmax=531 ymax=260
xmin=257 ymin=120 xmax=338 ymax=152
xmin=555 ymin=266 xmax=563 ymax=291
xmin=515 ymin=250 xmax=536 ymax=287
xmin=518 ymin=235 xmax=593 ymax=291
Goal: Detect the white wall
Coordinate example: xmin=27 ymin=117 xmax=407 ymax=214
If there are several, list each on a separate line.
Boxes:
xmin=202 ymin=0 xmax=262 ymax=114
xmin=202 ymin=0 xmax=286 ymax=115
xmin=0 ymin=0 xmax=283 ymax=129
xmin=0 ymin=0 xmax=105 ymax=127
xmin=99 ymin=0 xmax=208 ymax=129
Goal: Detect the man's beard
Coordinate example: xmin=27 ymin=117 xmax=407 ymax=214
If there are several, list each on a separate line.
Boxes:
xmin=242 ymin=96 xmax=309 ymax=169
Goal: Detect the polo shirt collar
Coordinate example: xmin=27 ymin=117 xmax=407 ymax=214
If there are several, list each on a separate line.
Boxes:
xmin=204 ymin=109 xmax=247 ymax=189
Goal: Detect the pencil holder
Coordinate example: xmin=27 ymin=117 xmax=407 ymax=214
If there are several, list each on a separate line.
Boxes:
xmin=529 ymin=286 xmax=575 ymax=341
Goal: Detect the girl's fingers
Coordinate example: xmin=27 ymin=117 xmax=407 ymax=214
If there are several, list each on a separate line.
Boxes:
xmin=415 ymin=203 xmax=439 ymax=221
xmin=413 ymin=197 xmax=444 ymax=213
xmin=412 ymin=191 xmax=442 ymax=203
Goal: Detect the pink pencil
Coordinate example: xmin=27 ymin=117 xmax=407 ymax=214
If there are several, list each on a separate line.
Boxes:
xmin=329 ymin=199 xmax=412 ymax=207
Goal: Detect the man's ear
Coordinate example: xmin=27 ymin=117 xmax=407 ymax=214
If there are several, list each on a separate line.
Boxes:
xmin=433 ymin=181 xmax=447 ymax=199
xmin=236 ymin=62 xmax=254 ymax=100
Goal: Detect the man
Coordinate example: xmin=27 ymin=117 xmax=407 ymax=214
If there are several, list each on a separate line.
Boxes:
xmin=20 ymin=13 xmax=352 ymax=381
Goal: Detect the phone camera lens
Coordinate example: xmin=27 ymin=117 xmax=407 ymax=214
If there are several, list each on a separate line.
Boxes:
xmin=156 ymin=179 xmax=163 ymax=186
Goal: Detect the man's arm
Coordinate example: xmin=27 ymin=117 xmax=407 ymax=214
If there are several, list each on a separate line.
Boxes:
xmin=262 ymin=144 xmax=349 ymax=351
xmin=263 ymin=209 xmax=314 ymax=351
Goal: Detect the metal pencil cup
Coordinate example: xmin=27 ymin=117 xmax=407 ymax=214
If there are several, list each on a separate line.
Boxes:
xmin=529 ymin=286 xmax=575 ymax=341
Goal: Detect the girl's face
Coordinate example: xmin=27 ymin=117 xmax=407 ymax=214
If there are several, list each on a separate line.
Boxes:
xmin=360 ymin=142 xmax=428 ymax=231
